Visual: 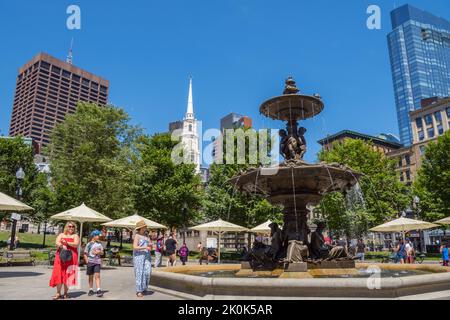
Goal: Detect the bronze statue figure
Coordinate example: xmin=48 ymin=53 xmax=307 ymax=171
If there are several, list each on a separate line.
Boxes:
xmin=310 ymin=221 xmax=351 ymax=261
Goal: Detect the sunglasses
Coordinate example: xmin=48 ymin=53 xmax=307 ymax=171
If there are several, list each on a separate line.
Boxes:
xmin=68 ymin=226 xmax=75 ymax=228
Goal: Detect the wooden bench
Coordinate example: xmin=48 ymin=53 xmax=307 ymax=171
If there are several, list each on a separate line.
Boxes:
xmin=4 ymin=250 xmax=35 ymax=266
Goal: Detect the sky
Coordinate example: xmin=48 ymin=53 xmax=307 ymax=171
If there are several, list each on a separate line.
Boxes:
xmin=0 ymin=0 xmax=449 ymax=163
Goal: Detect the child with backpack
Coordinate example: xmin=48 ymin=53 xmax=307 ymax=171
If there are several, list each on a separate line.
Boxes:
xmin=84 ymin=230 xmax=104 ymax=297
xmin=179 ymin=242 xmax=189 ymax=265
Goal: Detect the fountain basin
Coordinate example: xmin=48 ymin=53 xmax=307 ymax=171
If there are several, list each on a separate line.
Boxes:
xmin=150 ymin=264 xmax=450 ymax=299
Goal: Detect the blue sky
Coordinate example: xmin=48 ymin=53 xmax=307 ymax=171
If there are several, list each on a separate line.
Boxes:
xmin=0 ymin=0 xmax=448 ymax=163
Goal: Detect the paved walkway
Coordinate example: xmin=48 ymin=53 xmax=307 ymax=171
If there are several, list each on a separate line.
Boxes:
xmin=0 ymin=265 xmax=181 ymax=300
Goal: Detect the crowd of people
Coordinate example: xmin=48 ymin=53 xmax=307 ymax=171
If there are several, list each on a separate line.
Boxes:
xmin=48 ymin=220 xmax=220 ymax=299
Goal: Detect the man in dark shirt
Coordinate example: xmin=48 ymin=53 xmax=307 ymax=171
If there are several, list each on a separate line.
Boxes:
xmin=356 ymin=239 xmax=366 ymax=261
xmin=165 ymin=235 xmax=178 ymax=267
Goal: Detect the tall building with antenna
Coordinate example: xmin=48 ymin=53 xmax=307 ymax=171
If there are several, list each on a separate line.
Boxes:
xmin=8 ymin=52 xmax=109 ymax=150
xmin=168 ymin=77 xmax=201 ymax=173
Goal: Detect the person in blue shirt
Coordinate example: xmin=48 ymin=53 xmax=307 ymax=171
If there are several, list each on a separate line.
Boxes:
xmin=440 ymin=243 xmax=449 ymax=267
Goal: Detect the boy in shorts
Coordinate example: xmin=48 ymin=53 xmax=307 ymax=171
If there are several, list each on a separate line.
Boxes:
xmin=84 ymin=230 xmax=104 ymax=297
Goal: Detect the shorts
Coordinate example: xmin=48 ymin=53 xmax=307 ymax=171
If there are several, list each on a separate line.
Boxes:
xmin=166 ymin=250 xmax=175 ymax=256
xmin=86 ymin=263 xmax=101 ymax=275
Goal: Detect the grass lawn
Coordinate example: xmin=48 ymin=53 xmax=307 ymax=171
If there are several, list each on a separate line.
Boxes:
xmin=0 ymin=231 xmax=57 ymax=250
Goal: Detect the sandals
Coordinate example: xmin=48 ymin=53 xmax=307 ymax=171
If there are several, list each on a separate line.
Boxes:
xmin=63 ymin=293 xmax=70 ymax=299
xmin=136 ymin=292 xmax=144 ymax=298
xmin=52 ymin=293 xmax=62 ymax=300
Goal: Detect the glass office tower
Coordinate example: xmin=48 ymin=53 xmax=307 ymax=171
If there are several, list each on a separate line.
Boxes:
xmin=387 ymin=4 xmax=450 ymax=145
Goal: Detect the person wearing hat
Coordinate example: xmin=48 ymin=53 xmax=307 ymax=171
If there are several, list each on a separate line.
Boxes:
xmin=133 ymin=220 xmax=152 ymax=297
xmin=84 ymin=230 xmax=104 ymax=297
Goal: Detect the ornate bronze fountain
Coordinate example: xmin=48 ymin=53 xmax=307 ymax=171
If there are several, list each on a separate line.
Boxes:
xmin=230 ymin=77 xmax=361 ymax=271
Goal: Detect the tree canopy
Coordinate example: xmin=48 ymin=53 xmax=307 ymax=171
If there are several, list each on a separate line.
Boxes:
xmin=413 ymin=131 xmax=450 ymax=221
xmin=317 ymin=139 xmax=410 ymax=237
xmin=46 ymin=102 xmax=139 ymax=220
xmin=133 ymin=133 xmax=204 ymax=229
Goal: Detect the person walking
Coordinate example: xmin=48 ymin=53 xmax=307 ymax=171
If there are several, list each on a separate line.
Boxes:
xmin=179 ymin=242 xmax=189 ymax=265
xmin=133 ymin=220 xmax=152 ymax=298
xmin=396 ymin=240 xmax=407 ymax=264
xmin=356 ymin=239 xmax=366 ymax=261
xmin=84 ymin=230 xmax=104 ymax=297
xmin=165 ymin=234 xmax=178 ymax=267
xmin=405 ymin=239 xmax=415 ymax=264
xmin=49 ymin=221 xmax=80 ymax=300
xmin=154 ymin=233 xmax=164 ymax=268
xmin=440 ymin=243 xmax=449 ymax=267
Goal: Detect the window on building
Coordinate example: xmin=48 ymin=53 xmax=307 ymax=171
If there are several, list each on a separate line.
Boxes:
xmin=189 ymin=124 xmax=192 ymax=132
xmin=405 ymin=155 xmax=410 ymax=165
xmin=51 ymin=66 xmax=61 ymax=74
xmin=447 ymin=108 xmax=450 ymax=118
xmin=438 ymin=124 xmax=444 ymax=135
xmin=419 ymin=145 xmax=425 ymax=155
xmin=41 ymin=62 xmax=50 ymax=70
xmin=72 ymin=74 xmax=81 ymax=82
xmin=415 ymin=118 xmax=423 ymax=129
xmin=427 ymin=127 xmax=435 ymax=138
xmin=418 ymin=131 xmax=425 ymax=141
xmin=434 ymin=111 xmax=442 ymax=123
xmin=425 ymin=114 xmax=433 ymax=126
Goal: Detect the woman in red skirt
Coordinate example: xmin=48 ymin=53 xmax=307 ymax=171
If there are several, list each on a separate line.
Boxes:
xmin=49 ymin=221 xmax=80 ymax=300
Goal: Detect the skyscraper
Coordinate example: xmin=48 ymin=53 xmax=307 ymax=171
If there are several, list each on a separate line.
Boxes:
xmin=169 ymin=77 xmax=201 ymax=173
xmin=9 ymin=52 xmax=109 ymax=149
xmin=387 ymin=4 xmax=450 ymax=145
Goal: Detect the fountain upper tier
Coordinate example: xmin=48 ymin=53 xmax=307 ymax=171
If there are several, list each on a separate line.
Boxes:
xmin=259 ymin=77 xmax=324 ymax=122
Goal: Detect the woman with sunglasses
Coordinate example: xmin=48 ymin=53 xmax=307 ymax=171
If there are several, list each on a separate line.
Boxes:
xmin=49 ymin=221 xmax=80 ymax=300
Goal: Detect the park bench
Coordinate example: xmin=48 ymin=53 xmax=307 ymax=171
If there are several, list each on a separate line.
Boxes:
xmin=4 ymin=250 xmax=35 ymax=266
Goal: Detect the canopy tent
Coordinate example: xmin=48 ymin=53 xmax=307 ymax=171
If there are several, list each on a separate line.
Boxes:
xmin=190 ymin=219 xmax=248 ymax=263
xmin=434 ymin=217 xmax=450 ymax=225
xmin=0 ymin=191 xmax=34 ymax=212
xmin=370 ymin=217 xmax=439 ymax=241
xmin=102 ymin=214 xmax=167 ymax=230
xmin=250 ymin=220 xmax=273 ymax=235
xmin=50 ymin=203 xmax=112 ymax=265
xmin=102 ymin=214 xmax=167 ymax=247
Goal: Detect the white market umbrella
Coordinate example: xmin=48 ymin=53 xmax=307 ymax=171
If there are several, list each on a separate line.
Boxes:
xmin=250 ymin=220 xmax=273 ymax=234
xmin=434 ymin=217 xmax=450 ymax=225
xmin=50 ymin=203 xmax=112 ymax=265
xmin=0 ymin=191 xmax=34 ymax=212
xmin=190 ymin=218 xmax=248 ymax=263
xmin=370 ymin=217 xmax=439 ymax=241
xmin=102 ymin=214 xmax=167 ymax=229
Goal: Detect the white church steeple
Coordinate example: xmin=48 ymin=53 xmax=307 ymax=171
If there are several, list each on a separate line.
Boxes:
xmin=181 ymin=76 xmax=200 ymax=174
xmin=185 ymin=76 xmax=194 ymax=120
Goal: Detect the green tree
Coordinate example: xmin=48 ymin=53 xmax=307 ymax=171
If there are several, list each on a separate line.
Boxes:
xmin=46 ymin=103 xmax=139 ymax=220
xmin=133 ymin=133 xmax=204 ymax=229
xmin=413 ymin=131 xmax=450 ymax=221
xmin=317 ymin=139 xmax=410 ymax=237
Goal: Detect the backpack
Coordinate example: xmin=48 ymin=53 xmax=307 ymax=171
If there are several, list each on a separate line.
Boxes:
xmin=179 ymin=246 xmax=188 ymax=257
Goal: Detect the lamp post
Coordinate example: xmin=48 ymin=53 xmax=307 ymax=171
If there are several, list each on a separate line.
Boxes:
xmin=10 ymin=167 xmax=25 ymax=251
xmin=182 ymin=202 xmax=187 ymax=244
xmin=413 ymin=196 xmax=426 ymax=253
